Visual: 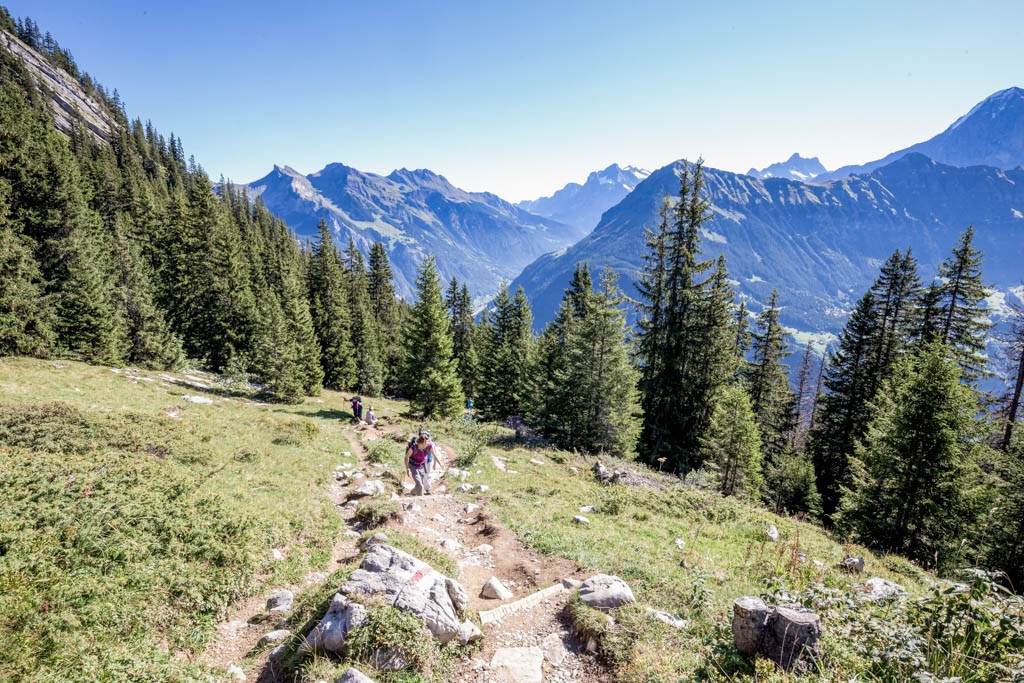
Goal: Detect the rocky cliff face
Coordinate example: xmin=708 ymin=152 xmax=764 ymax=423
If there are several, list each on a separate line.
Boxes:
xmin=1 ymin=29 xmax=115 ymax=141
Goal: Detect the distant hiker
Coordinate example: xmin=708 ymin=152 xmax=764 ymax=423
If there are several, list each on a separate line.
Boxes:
xmin=405 ymin=433 xmax=434 ymax=496
xmin=466 ymin=397 xmax=473 ymax=410
xmin=350 ymin=396 xmax=363 ymax=421
xmin=366 ymin=406 xmax=377 ymax=425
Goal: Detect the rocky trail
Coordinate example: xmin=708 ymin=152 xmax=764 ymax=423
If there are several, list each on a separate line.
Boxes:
xmin=201 ymin=420 xmax=614 ymax=683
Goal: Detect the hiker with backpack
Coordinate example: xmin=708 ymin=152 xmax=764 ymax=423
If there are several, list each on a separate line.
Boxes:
xmin=405 ymin=432 xmax=434 ymax=496
xmin=350 ymin=396 xmax=363 ymax=422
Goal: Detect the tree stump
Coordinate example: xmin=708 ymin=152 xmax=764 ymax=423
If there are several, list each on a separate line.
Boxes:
xmin=766 ymin=605 xmax=822 ymax=671
xmin=732 ymin=596 xmax=771 ymax=656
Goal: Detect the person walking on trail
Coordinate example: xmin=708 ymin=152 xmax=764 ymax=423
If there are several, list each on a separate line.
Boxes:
xmin=405 ymin=433 xmax=434 ymax=496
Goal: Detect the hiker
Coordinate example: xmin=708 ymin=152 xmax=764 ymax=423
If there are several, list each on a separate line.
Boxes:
xmin=365 ymin=406 xmax=377 ymax=425
xmin=405 ymin=433 xmax=434 ymax=496
xmin=350 ymin=396 xmax=363 ymax=421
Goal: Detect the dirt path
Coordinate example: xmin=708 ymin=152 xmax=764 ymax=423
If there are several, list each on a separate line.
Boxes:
xmin=203 ymin=421 xmax=613 ymax=682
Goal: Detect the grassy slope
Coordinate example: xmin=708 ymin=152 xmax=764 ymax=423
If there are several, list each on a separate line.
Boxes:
xmin=0 ymin=357 xmax=381 ymax=681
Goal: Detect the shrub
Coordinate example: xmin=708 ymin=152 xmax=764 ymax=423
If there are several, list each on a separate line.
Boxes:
xmin=355 ymin=500 xmax=400 ymax=529
xmin=346 ymin=606 xmax=437 ymax=677
xmin=367 ymin=439 xmax=399 ymax=465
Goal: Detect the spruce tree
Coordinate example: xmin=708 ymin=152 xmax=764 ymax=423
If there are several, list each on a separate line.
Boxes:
xmin=838 ymin=342 xmax=989 ymax=570
xmin=307 ymin=219 xmax=355 ymax=389
xmin=635 ymin=160 xmax=734 ymax=472
xmin=745 ymin=290 xmax=795 ymax=459
xmin=0 ymin=187 xmax=54 ymax=356
xmin=400 ymin=257 xmax=463 ymax=417
xmin=344 ymin=239 xmax=383 ymax=395
xmin=1000 ymin=304 xmax=1024 ymax=451
xmin=934 ymin=226 xmax=992 ymax=382
xmin=446 ymin=277 xmax=476 ymax=397
xmin=477 ymin=283 xmax=533 ymax=421
xmin=701 ymin=384 xmax=763 ymax=498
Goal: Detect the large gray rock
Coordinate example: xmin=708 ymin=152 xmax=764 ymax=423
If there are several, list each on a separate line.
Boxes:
xmin=578 ymin=574 xmax=636 ymax=609
xmin=266 ymin=589 xmax=294 ymax=613
xmin=458 ymin=619 xmax=484 ymax=644
xmin=304 ymin=593 xmax=368 ymax=654
xmin=732 ymin=597 xmax=822 ymax=672
xmin=341 ymin=544 xmax=467 ymax=643
xmin=352 ymin=480 xmax=386 ymax=498
xmin=337 ymin=667 xmax=375 ymax=683
xmin=258 ymin=629 xmax=290 ymax=647
xmin=860 ymin=577 xmax=907 ymax=601
xmin=841 ymin=556 xmax=866 ymax=573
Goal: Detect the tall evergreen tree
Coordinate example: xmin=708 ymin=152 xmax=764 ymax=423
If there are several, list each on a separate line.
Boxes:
xmin=344 ymin=238 xmax=383 ymax=394
xmin=307 ymin=219 xmax=354 ymax=389
xmin=477 ymin=283 xmax=533 ymax=421
xmin=1000 ymin=304 xmax=1024 ymax=451
xmin=635 ymin=160 xmax=734 ymax=472
xmin=400 ymin=257 xmax=464 ymax=417
xmin=446 ymin=277 xmax=477 ymax=398
xmin=745 ymin=290 xmax=794 ymax=458
xmin=933 ymin=227 xmax=991 ymax=382
xmin=701 ymin=384 xmax=763 ymax=498
xmin=0 ymin=185 xmax=54 ymax=356
xmin=838 ymin=342 xmax=989 ymax=570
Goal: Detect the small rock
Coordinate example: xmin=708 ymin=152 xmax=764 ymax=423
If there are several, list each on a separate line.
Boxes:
xmin=766 ymin=525 xmax=780 ymax=542
xmin=304 ymin=594 xmax=368 ymax=654
xmin=182 ymin=394 xmax=213 ymax=404
xmin=345 ymin=530 xmax=361 ymax=538
xmin=441 ymin=538 xmax=462 ymax=552
xmin=457 ymin=483 xmax=474 ymax=493
xmin=271 ymin=549 xmax=285 ymax=561
xmin=529 ymin=458 xmax=544 ymax=465
xmin=458 ymin=620 xmax=484 ymax=644
xmin=542 ymin=632 xmax=567 ymax=666
xmin=646 ymin=607 xmax=688 ymax=629
xmin=860 ymin=577 xmax=907 ymax=601
xmin=477 ymin=484 xmax=490 ymax=493
xmin=352 ymin=480 xmax=386 ymax=498
xmin=267 ymin=644 xmax=286 ymax=661
xmin=431 ymin=514 xmax=446 ymax=522
xmin=481 ymin=576 xmax=514 ymax=600
xmin=841 ymin=556 xmax=866 ymax=573
xmin=813 ymin=559 xmax=825 ymax=569
xmin=578 ymin=505 xmax=597 ymax=513
xmin=362 ymin=532 xmax=389 ymax=547
xmin=464 ymin=503 xmax=480 ymax=514
xmin=491 ymin=456 xmax=507 ymax=472
xmin=578 ymin=574 xmax=636 ymax=609
xmin=404 ymin=502 xmax=422 ymax=512
xmin=266 ymin=589 xmax=294 ymax=612
xmin=258 ymin=629 xmax=290 ymax=647
xmin=569 ymin=466 xmax=580 ymax=474
xmin=475 ymin=544 xmax=494 ymax=554
xmin=337 ymin=666 xmax=376 ymax=683
xmin=490 ymin=647 xmax=543 ymax=683
xmin=226 ymin=663 xmax=246 ymax=681
xmin=342 ymin=451 xmax=352 ymax=457
xmin=561 ymin=577 xmax=582 ymax=589
xmin=573 ymin=515 xmax=590 ymax=524
xmin=674 ymin=538 xmax=686 ymax=549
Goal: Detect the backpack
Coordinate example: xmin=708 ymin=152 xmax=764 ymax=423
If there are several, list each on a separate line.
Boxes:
xmin=408 ymin=430 xmax=433 ymax=463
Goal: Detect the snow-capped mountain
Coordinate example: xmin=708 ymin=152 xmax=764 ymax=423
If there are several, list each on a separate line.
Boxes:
xmin=747 ymin=153 xmax=827 ymax=181
xmin=820 ymin=86 xmax=1024 ymax=180
xmin=238 ymin=164 xmax=583 ymax=302
xmin=518 ymin=163 xmax=650 ymax=234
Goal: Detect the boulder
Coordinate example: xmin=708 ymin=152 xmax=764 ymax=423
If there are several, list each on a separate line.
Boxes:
xmin=352 ymin=480 xmax=386 ymax=498
xmin=860 ymin=577 xmax=907 ymax=601
xmin=337 ymin=667 xmax=376 ymax=683
xmin=266 ymin=589 xmax=294 ymax=613
xmin=258 ymin=629 xmax=290 ymax=647
xmin=481 ymin=576 xmax=514 ymax=600
xmin=765 ymin=525 xmax=780 ymax=542
xmin=579 ymin=505 xmax=597 ymax=513
xmin=578 ymin=574 xmax=636 ymax=609
xmin=573 ymin=515 xmax=590 ymax=525
xmin=304 ymin=594 xmax=368 ymax=654
xmin=341 ymin=544 xmax=468 ymax=643
xmin=542 ymin=632 xmax=567 ymax=666
xmin=731 ymin=597 xmax=822 ymax=672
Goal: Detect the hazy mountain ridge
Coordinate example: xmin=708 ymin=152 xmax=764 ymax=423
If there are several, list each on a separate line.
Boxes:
xmin=511 ymin=153 xmax=1024 ymax=334
xmin=238 ymin=163 xmax=584 ymax=302
xmin=819 ymin=87 xmax=1024 ymax=180
xmin=517 ymin=163 xmax=650 ymax=234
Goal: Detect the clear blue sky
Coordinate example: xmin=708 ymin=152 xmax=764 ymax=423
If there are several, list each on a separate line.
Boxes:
xmin=10 ymin=0 xmax=1023 ymax=201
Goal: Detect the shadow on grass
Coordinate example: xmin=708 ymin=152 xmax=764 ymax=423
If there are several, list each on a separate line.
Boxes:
xmin=292 ymin=408 xmax=353 ymax=422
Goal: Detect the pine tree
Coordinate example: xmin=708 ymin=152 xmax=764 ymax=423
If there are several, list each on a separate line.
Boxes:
xmin=745 ymin=290 xmax=795 ymax=459
xmin=790 ymin=342 xmax=818 ymax=450
xmin=867 ymin=249 xmax=921 ymax=397
xmin=838 ymin=342 xmax=989 ymax=570
xmin=254 ymin=295 xmax=305 ymax=404
xmin=732 ymin=299 xmax=752 ymax=383
xmin=635 ymin=160 xmax=735 ymax=471
xmin=0 ymin=186 xmax=54 ymax=356
xmin=368 ymin=241 xmax=401 ymax=391
xmin=400 ymin=257 xmax=464 ymax=417
xmin=477 ymin=283 xmax=533 ymax=421
xmin=701 ymin=384 xmax=763 ymax=498
xmin=934 ymin=226 xmax=992 ymax=382
xmin=344 ymin=239 xmax=383 ymax=395
xmin=999 ymin=302 xmax=1024 ymax=451
xmin=446 ymin=277 xmax=476 ymax=397
xmin=307 ymin=220 xmax=355 ymax=389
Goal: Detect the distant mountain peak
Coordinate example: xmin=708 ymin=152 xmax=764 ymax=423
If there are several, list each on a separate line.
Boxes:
xmin=947 ymin=86 xmax=1024 ymax=132
xmin=518 ymin=163 xmax=651 ymax=234
xmin=747 ymin=154 xmax=827 ymax=181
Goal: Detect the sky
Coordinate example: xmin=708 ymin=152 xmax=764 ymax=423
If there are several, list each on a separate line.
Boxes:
xmin=10 ymin=0 xmax=1024 ymax=201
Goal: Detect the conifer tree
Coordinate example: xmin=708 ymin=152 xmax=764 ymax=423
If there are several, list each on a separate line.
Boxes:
xmin=790 ymin=342 xmax=818 ymax=450
xmin=1000 ymin=304 xmax=1024 ymax=451
xmin=477 ymin=283 xmax=533 ymax=421
xmin=255 ymin=295 xmax=305 ymax=403
xmin=838 ymin=342 xmax=989 ymax=570
xmin=0 ymin=188 xmax=54 ymax=356
xmin=701 ymin=384 xmax=763 ymax=498
xmin=368 ymin=242 xmax=400 ymax=391
xmin=400 ymin=257 xmax=463 ymax=417
xmin=307 ymin=219 xmax=354 ymax=389
xmin=933 ymin=226 xmax=991 ymax=382
xmin=867 ymin=249 xmax=921 ymax=396
xmin=635 ymin=160 xmax=734 ymax=471
xmin=344 ymin=239 xmax=383 ymax=394
xmin=745 ymin=290 xmax=795 ymax=458
xmin=279 ymin=263 xmax=323 ymax=395
xmin=446 ymin=277 xmax=477 ymax=397
xmin=732 ymin=300 xmax=752 ymax=383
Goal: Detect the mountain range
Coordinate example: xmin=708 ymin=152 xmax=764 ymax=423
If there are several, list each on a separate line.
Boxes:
xmin=236 ymin=164 xmax=584 ymax=302
xmin=517 ymin=163 xmax=650 ymax=234
xmin=747 ymin=153 xmax=827 ymax=181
